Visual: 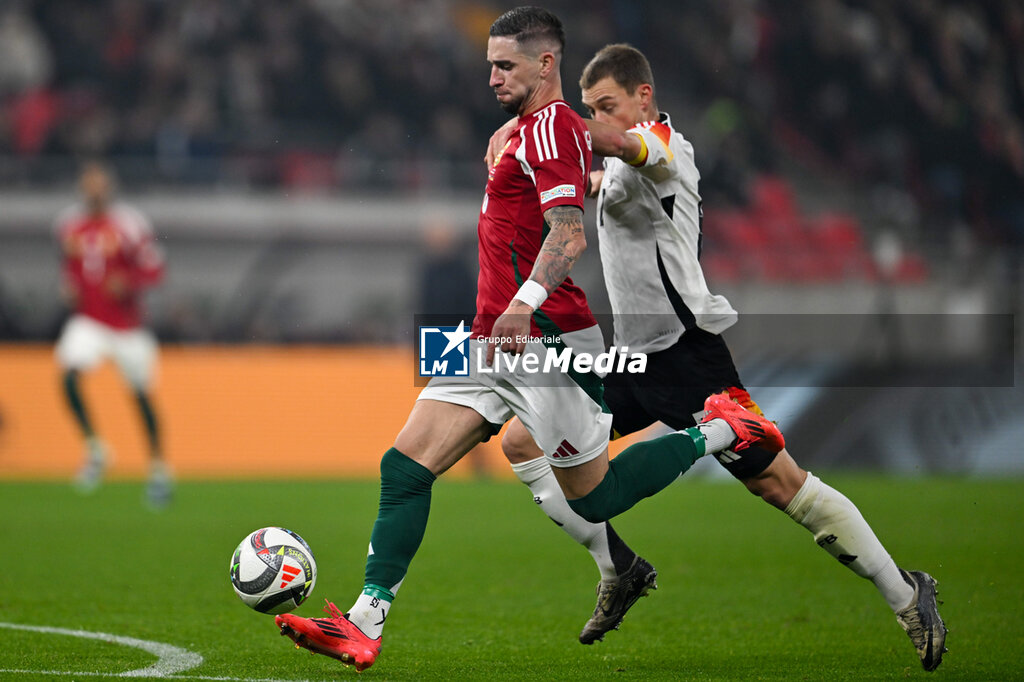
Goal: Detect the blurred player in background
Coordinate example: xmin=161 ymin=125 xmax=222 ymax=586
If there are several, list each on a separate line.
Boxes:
xmin=493 ymin=44 xmax=946 ymax=671
xmin=274 ymin=7 xmax=782 ymax=671
xmin=416 ymin=220 xmax=477 ymax=328
xmin=55 ymin=161 xmax=172 ymax=508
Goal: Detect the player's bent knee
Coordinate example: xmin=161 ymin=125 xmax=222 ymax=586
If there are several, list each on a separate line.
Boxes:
xmin=501 ymin=422 xmax=539 ymax=464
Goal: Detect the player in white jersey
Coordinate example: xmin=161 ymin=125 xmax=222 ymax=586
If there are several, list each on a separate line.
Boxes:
xmin=593 ymin=113 xmax=737 ymax=352
xmin=495 ymin=44 xmax=946 ymax=671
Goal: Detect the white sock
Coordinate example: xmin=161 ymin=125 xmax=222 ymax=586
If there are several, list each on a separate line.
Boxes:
xmin=86 ymin=436 xmax=107 ymax=462
xmin=873 ymin=559 xmax=915 ymax=612
xmin=696 ymin=418 xmax=735 ymax=453
xmin=784 ymin=472 xmax=915 ymax=612
xmin=511 ymin=456 xmax=618 ymax=579
xmin=347 ymin=589 xmax=391 ymax=640
xmin=149 ymin=459 xmax=171 ymax=480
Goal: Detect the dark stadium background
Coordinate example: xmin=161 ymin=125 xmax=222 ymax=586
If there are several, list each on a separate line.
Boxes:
xmin=1 ymin=0 xmax=1021 ymax=476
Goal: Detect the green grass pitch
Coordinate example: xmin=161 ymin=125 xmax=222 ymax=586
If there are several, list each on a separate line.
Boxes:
xmin=1 ymin=475 xmax=1021 ymax=680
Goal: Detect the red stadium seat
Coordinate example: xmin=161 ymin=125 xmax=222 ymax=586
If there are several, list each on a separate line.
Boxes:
xmin=751 ymin=175 xmax=799 ymax=221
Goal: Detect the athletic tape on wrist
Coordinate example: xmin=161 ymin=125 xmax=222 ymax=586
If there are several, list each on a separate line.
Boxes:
xmin=514 ymin=280 xmax=548 ymax=310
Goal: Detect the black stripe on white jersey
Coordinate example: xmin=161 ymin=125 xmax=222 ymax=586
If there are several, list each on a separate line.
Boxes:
xmin=656 ymin=241 xmax=696 ymax=330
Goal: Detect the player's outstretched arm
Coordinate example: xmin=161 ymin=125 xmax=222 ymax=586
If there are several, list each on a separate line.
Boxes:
xmin=584 ymin=119 xmax=642 ymax=162
xmin=486 ymin=205 xmax=586 ymax=364
xmin=586 ymin=119 xmax=672 ymax=182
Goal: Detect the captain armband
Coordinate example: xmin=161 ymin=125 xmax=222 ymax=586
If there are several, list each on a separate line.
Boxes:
xmin=626 ymin=132 xmax=649 ymax=167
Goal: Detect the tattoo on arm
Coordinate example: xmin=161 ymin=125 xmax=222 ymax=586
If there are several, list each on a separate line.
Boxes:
xmin=532 ymin=205 xmax=586 ymax=292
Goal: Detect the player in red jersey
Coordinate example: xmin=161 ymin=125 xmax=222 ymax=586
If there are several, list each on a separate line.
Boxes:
xmin=275 ymin=7 xmax=782 ymax=671
xmin=55 ymin=162 xmax=171 ymax=507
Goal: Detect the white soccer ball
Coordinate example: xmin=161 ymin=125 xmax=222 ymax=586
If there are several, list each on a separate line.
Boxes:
xmin=230 ymin=527 xmax=317 ymax=614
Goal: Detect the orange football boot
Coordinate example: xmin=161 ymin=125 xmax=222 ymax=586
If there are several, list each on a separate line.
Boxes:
xmin=701 ymin=392 xmax=785 ymax=453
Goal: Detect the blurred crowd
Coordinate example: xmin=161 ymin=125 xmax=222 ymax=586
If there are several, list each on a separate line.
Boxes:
xmin=0 ymin=0 xmax=1022 ymax=247
xmin=647 ymin=0 xmax=1024 ymax=250
xmin=769 ymin=0 xmax=1024 ymax=248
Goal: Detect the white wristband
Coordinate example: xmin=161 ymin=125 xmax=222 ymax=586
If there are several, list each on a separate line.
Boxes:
xmin=513 ymin=280 xmax=549 ymax=310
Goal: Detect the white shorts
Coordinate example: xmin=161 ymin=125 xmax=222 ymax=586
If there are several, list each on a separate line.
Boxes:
xmin=418 ymin=330 xmax=612 ymax=468
xmin=55 ymin=314 xmax=158 ymax=389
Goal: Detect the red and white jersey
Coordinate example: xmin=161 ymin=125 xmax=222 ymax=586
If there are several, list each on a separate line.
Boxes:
xmin=598 ymin=113 xmax=736 ymax=353
xmin=473 ymin=100 xmax=595 ymax=339
xmin=56 ymin=202 xmax=164 ymax=330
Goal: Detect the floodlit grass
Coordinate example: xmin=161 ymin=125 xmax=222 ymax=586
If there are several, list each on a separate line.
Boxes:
xmin=1 ymin=475 xmax=1021 ymax=680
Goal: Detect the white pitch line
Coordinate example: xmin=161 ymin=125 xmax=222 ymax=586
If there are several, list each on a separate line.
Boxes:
xmin=0 ymin=622 xmax=201 ymax=677
xmin=0 ymin=621 xmax=317 ymax=682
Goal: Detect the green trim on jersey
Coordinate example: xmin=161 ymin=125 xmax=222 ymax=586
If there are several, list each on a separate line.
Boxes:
xmin=508 ymin=239 xmax=609 ymax=412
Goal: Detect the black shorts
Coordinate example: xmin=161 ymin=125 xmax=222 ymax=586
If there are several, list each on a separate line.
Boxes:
xmin=604 ymin=328 xmax=778 ymax=479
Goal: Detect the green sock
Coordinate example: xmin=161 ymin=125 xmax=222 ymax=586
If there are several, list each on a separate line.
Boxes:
xmin=567 ymin=428 xmax=705 ymax=523
xmin=364 ymin=447 xmax=437 ymax=593
xmin=134 ymin=390 xmax=161 ymax=458
xmin=62 ymin=370 xmax=94 ymax=438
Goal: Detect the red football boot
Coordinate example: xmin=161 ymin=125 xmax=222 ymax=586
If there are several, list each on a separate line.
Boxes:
xmin=276 ymin=600 xmax=381 ymax=672
xmin=701 ymin=392 xmax=785 ymax=453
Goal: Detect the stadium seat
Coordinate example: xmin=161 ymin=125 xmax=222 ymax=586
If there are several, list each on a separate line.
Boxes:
xmin=751 ymin=175 xmax=799 ymax=222
xmin=893 ymin=253 xmax=930 ymax=283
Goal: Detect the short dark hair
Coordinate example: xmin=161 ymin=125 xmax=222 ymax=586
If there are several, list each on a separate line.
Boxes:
xmin=580 ymin=43 xmax=655 ymax=94
xmin=489 ymin=6 xmax=565 ymax=56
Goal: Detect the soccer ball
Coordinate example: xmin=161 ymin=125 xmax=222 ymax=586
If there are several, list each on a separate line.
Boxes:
xmin=230 ymin=527 xmax=317 ymax=614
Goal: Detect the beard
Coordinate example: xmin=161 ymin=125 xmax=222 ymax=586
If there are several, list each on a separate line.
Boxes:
xmin=498 ymin=94 xmax=523 ymax=115
xmin=497 ymin=84 xmax=531 ymax=115
xmin=499 ymin=98 xmax=521 ymax=115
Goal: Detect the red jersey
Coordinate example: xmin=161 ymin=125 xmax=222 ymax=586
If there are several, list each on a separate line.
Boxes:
xmin=473 ymin=100 xmax=595 ymax=339
xmin=56 ymin=203 xmax=164 ymax=329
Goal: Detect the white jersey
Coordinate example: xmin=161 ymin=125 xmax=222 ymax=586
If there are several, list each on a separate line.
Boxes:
xmin=597 ymin=113 xmax=737 ymax=353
